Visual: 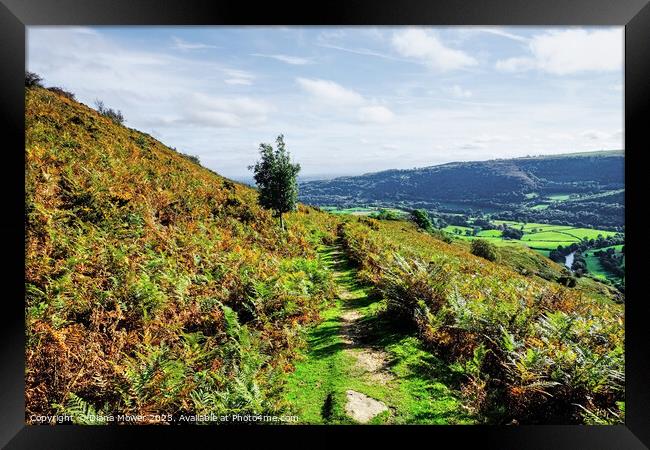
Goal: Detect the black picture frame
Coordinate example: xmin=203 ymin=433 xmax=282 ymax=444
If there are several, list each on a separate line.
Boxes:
xmin=2 ymin=0 xmax=648 ymax=448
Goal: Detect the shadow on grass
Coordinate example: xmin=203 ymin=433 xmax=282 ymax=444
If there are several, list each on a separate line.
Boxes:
xmin=310 ymin=243 xmax=476 ymax=424
xmin=303 ymin=323 xmax=345 ymax=357
xmin=340 ymin=291 xmax=379 ymax=310
xmin=355 ymin=309 xmax=467 ymax=390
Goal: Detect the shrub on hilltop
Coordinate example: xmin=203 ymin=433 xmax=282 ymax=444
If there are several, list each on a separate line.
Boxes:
xmin=94 ymin=99 xmax=125 ymax=124
xmin=47 ymin=86 xmax=76 ymax=100
xmin=471 ymin=239 xmax=498 ymax=262
xmin=25 ymin=71 xmax=43 ymax=88
xmin=410 ymin=209 xmax=434 ymax=232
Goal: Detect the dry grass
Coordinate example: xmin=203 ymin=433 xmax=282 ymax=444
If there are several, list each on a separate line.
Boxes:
xmin=339 ymin=218 xmax=624 ymax=424
xmin=25 ymin=87 xmax=338 ymax=423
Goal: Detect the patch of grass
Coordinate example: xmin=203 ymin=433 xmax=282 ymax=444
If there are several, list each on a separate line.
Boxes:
xmin=283 ymin=296 xmax=356 ymax=424
xmin=584 ymin=254 xmax=609 ymax=281
xmin=321 ymin=206 xmax=407 ymax=218
xmin=442 ymin=225 xmax=474 ymax=235
xmin=547 ymin=193 xmax=572 ymax=201
xmin=284 ymin=245 xmax=474 ymax=424
xmin=562 ymin=227 xmax=617 ymax=240
xmin=354 ymin=306 xmax=475 ymax=424
xmin=476 ymin=229 xmax=502 ymax=238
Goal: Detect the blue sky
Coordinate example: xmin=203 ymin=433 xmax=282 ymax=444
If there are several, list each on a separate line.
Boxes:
xmin=27 ymin=26 xmax=623 ymax=180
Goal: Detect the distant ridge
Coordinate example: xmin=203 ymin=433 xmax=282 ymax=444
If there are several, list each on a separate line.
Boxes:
xmin=299 ymin=149 xmax=624 ymax=228
xmin=324 ymin=149 xmax=625 ymax=180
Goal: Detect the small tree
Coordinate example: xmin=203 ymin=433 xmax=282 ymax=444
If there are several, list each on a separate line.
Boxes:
xmin=248 ymin=134 xmax=300 ymax=230
xmin=94 ymin=99 xmax=125 ymax=124
xmin=501 ymin=226 xmax=524 ymax=240
xmin=411 ymin=209 xmax=433 ymax=232
xmin=372 ymin=209 xmax=400 ymax=220
xmin=25 ymin=71 xmax=43 ymax=88
xmin=471 ymin=239 xmax=498 ymax=262
xmin=180 ymin=153 xmax=201 ymax=166
xmin=48 ymin=86 xmax=76 ymax=100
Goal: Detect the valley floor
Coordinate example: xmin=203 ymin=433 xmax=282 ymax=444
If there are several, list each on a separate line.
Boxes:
xmin=283 ymin=245 xmax=475 ymax=424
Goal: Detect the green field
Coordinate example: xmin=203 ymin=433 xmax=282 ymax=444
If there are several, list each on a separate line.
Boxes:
xmin=492 ymin=220 xmax=575 ymax=232
xmin=584 ymin=254 xmax=609 ymax=281
xmin=563 ymin=189 xmax=625 ymax=203
xmin=582 ymin=245 xmax=625 ymax=282
xmin=561 ymin=228 xmax=617 ymax=240
xmin=521 ymin=230 xmax=577 ymax=242
xmin=321 ymin=206 xmax=407 ymax=217
xmin=547 ymin=193 xmax=572 ymax=201
xmin=525 ymin=189 xmax=623 ymax=211
xmin=476 ymin=229 xmax=502 ymax=238
xmin=443 ymin=225 xmax=474 ymax=235
xmin=583 ymin=244 xmax=624 ymax=254
xmin=446 ymin=221 xmax=620 ymax=255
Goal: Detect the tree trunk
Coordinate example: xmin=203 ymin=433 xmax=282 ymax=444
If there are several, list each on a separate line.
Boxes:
xmin=280 ymin=214 xmax=285 ymax=231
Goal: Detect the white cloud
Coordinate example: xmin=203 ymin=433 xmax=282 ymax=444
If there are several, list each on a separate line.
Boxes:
xmin=458 ymin=142 xmax=486 ymax=150
xmin=358 ymin=105 xmax=395 ymax=124
xmin=296 ymin=77 xmax=364 ymax=106
xmin=297 ymin=78 xmax=395 ymax=123
xmin=495 ymin=56 xmax=536 ymax=72
xmin=317 ymin=43 xmax=409 ymax=63
xmin=182 ymin=93 xmax=272 ymax=128
xmin=473 ymin=134 xmax=509 ymax=144
xmin=446 ymin=85 xmax=472 ymax=98
xmin=222 ymin=69 xmax=255 ymax=86
xmin=580 ymin=129 xmax=622 ymax=141
xmin=27 ymin=26 xmax=623 ymax=178
xmin=496 ymin=28 xmax=623 ymax=75
xmin=391 ymin=28 xmax=478 ymax=71
xmin=581 ymin=130 xmax=608 ymax=140
xmin=171 ymin=36 xmax=218 ymax=50
xmin=225 ymin=78 xmax=253 ymax=86
xmin=317 ymin=30 xmax=346 ymax=43
xmin=474 ymin=28 xmax=529 ymax=43
xmin=252 ymin=53 xmax=312 ymax=65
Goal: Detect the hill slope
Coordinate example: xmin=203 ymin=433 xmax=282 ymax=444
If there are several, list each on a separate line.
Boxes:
xmin=25 ymin=86 xmax=339 ymax=422
xmin=338 ymin=217 xmax=624 ymax=423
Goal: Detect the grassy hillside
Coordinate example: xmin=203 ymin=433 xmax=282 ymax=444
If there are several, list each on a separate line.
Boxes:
xmin=338 ymin=218 xmax=624 ymax=423
xmin=25 ymin=86 xmax=340 ymax=422
xmin=25 ymin=86 xmax=623 ymax=425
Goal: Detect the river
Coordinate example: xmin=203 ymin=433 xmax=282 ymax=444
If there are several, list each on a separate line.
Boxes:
xmin=564 ymin=252 xmax=575 ymax=270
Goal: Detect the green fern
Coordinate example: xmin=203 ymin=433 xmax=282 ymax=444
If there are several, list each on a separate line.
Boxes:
xmin=55 ymin=393 xmax=106 ymax=425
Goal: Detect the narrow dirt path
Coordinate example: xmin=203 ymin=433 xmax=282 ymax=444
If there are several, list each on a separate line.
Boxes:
xmin=329 ymin=247 xmax=392 ymax=422
xmin=284 ymin=244 xmax=475 ymax=425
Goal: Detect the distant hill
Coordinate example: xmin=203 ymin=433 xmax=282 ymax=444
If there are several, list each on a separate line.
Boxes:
xmin=299 ymin=151 xmax=625 ymax=228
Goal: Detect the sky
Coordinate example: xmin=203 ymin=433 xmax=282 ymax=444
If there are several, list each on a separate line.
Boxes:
xmin=27 ymin=26 xmax=624 ymax=180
